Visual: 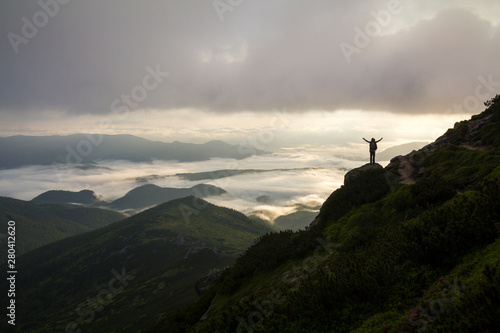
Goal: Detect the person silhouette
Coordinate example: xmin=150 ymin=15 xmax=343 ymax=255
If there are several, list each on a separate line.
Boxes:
xmin=363 ymin=137 xmax=383 ymax=164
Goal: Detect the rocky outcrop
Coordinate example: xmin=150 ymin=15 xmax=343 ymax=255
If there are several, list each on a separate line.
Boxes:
xmin=344 ymin=163 xmax=383 ymax=185
xmin=195 ymin=273 xmax=220 ymax=296
xmin=385 ymin=150 xmax=427 ymax=185
xmin=305 ymin=216 xmax=320 ymax=230
xmin=422 ymin=112 xmax=494 ymax=152
xmin=306 ymin=163 xmax=386 ymax=230
xmin=386 ymin=111 xmax=496 ymax=185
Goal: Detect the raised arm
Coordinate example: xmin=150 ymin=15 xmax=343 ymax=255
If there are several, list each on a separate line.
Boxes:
xmin=376 ymin=137 xmax=383 ymax=143
xmin=362 ymin=138 xmax=370 ymax=143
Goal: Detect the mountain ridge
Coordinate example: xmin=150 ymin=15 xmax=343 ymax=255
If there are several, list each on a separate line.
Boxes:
xmin=376 ymin=141 xmax=428 ymax=161
xmin=0 ymin=134 xmax=268 ymax=169
xmin=0 ymin=196 xmax=274 ymax=332
xmin=147 ymin=95 xmax=500 ymax=332
xmin=32 ymin=189 xmax=104 ymax=205
xmin=0 ymin=196 xmax=125 ymax=263
xmin=107 ymin=184 xmax=226 ymax=212
xmin=29 ymin=184 xmax=228 ymax=214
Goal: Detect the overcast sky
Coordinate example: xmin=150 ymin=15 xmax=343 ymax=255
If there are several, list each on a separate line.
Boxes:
xmin=1 ymin=0 xmax=499 ymax=144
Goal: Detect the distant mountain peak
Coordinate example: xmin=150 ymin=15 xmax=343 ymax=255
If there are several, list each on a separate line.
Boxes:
xmin=0 ymin=134 xmax=268 ymax=169
xmin=203 ymin=140 xmax=229 ymax=145
xmin=376 ymin=142 xmax=429 ymax=161
xmin=108 ymin=184 xmax=226 ymax=212
xmin=32 ymin=189 xmax=103 ymax=205
xmin=2 ymin=193 xmax=273 ymax=332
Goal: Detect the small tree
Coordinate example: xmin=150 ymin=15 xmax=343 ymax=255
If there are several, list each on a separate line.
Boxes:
xmin=484 ymin=94 xmax=500 ymax=108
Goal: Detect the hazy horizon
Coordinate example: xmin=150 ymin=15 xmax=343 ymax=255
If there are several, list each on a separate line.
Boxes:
xmin=0 ymin=148 xmax=376 ymax=219
xmin=1 ymin=0 xmax=499 ymax=219
xmin=0 ymin=110 xmax=468 ymax=152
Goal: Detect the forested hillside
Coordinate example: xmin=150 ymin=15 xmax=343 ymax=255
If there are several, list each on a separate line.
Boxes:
xmin=0 ymin=197 xmax=124 ymax=263
xmin=0 ymin=197 xmax=274 ymax=332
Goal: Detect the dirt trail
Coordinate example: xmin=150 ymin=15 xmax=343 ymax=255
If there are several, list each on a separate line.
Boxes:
xmin=388 ymin=141 xmax=490 ymax=185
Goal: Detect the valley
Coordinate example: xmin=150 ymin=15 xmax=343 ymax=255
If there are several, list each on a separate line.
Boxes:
xmin=1 ymin=100 xmax=498 ymax=332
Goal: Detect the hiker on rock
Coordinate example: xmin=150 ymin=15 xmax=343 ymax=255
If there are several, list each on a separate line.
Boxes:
xmin=363 ymin=137 xmax=383 ymax=164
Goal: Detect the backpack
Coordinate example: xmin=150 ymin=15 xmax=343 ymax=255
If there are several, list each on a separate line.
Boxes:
xmin=370 ymin=141 xmax=377 ymax=150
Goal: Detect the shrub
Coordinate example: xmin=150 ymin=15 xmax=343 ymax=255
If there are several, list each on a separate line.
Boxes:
xmin=410 ymin=176 xmax=455 ymax=207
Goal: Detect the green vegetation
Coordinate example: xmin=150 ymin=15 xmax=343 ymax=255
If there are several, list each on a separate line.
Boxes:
xmin=0 ymin=196 xmax=273 ymax=333
xmin=31 ymin=189 xmax=103 ymax=205
xmin=148 ymin=96 xmax=500 ymax=332
xmin=0 ymin=197 xmax=124 ymax=263
xmin=444 ymin=120 xmax=468 ymax=145
xmin=420 ymin=145 xmax=500 ymax=190
xmin=474 ymin=94 xmax=500 ymax=146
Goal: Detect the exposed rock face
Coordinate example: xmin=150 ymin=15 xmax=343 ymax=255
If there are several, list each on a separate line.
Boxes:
xmin=195 ymin=274 xmax=220 ymax=296
xmin=386 ymin=112 xmax=495 ymax=185
xmin=309 ymin=107 xmax=498 ymax=232
xmin=344 ymin=163 xmax=383 ymax=185
xmin=466 ymin=113 xmax=494 ymax=146
xmin=422 ymin=113 xmax=493 ymax=152
xmin=306 ymin=163 xmax=385 ymax=230
xmin=385 ymin=150 xmax=427 ymax=185
xmin=305 ymin=216 xmax=320 ymax=230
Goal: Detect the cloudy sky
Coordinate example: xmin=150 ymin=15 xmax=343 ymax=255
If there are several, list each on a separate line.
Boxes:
xmin=1 ymin=0 xmax=499 ymax=146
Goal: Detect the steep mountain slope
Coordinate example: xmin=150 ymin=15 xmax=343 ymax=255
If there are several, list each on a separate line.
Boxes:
xmin=0 ymin=197 xmax=124 ymax=263
xmin=0 ymin=134 xmax=267 ymax=169
xmin=0 ymin=196 xmax=273 ymax=333
xmin=148 ymin=96 xmax=500 ymax=332
xmin=107 ymin=183 xmax=226 ymax=212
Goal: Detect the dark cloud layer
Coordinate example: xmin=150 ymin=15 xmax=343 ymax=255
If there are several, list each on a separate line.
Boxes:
xmin=1 ymin=0 xmax=499 ymax=116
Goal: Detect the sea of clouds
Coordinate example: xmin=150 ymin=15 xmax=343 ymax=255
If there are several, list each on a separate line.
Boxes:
xmin=0 ymin=149 xmax=378 ymax=219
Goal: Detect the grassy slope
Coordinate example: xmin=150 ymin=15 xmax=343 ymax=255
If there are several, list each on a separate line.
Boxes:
xmin=148 ymin=98 xmax=500 ymax=332
xmin=0 ymin=196 xmax=273 ymax=333
xmin=0 ymin=197 xmax=125 ymax=263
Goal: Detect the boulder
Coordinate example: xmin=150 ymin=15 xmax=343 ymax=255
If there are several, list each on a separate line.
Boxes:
xmin=344 ymin=163 xmax=383 ymax=185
